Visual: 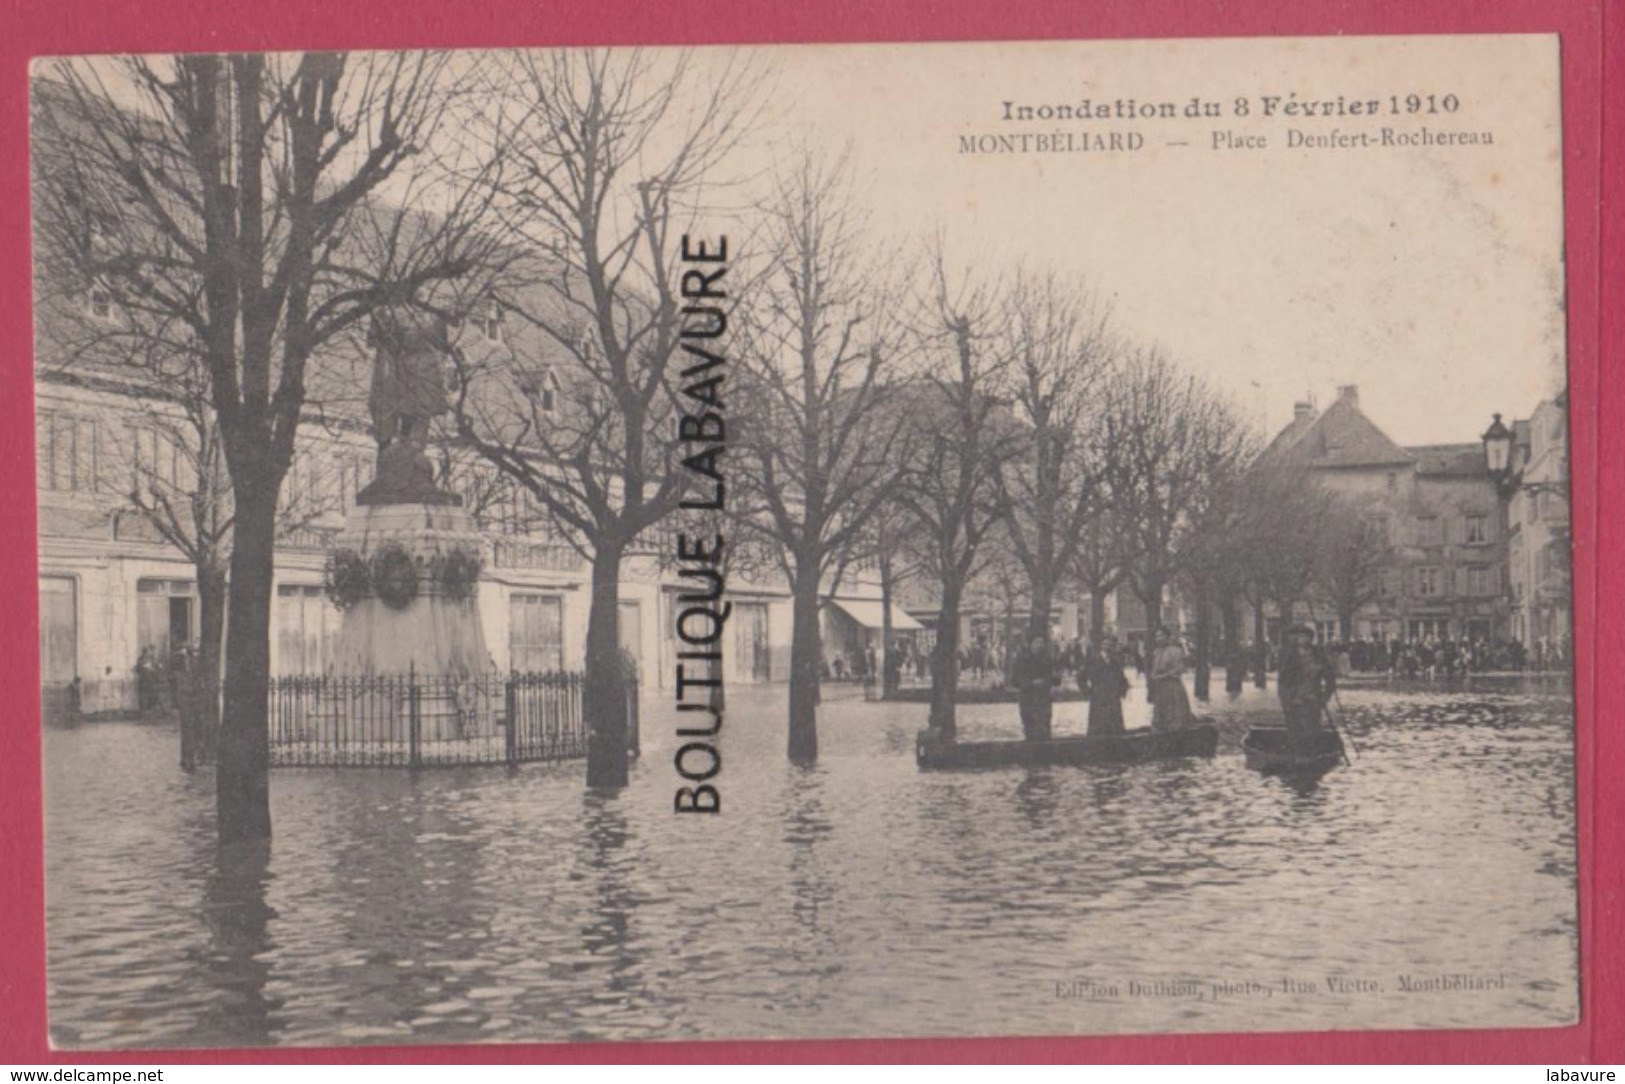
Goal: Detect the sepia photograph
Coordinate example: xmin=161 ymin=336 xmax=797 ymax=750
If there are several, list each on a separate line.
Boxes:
xmin=28 ymin=34 xmax=1579 ymax=1049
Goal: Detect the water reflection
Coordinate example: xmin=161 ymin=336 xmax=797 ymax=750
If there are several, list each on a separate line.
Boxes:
xmin=43 ymin=679 xmax=1579 ymax=1047
xmin=196 ymin=841 xmax=283 ymax=1047
xmin=577 ymin=793 xmax=635 ymax=983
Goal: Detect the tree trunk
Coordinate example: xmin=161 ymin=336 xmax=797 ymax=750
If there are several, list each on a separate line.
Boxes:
xmin=1142 ymin=574 xmax=1165 ymax=634
xmin=1019 ymin=578 xmax=1055 ymax=736
xmin=1252 ymin=598 xmax=1268 ymax=689
xmin=216 ymin=495 xmax=276 ymax=846
xmin=584 ymin=537 xmax=630 ymax=789
xmin=1222 ymin=593 xmax=1245 ymax=693
xmin=929 ymin=578 xmax=964 ymax=740
xmin=879 ymin=562 xmax=898 ymax=699
xmin=1193 ymin=584 xmax=1212 ymax=701
xmin=1089 ymin=586 xmax=1108 ymax=641
xmin=186 ymin=563 xmax=227 ymax=771
xmin=787 ymin=558 xmax=822 ymax=765
xmin=1001 ymin=589 xmax=1017 ymax=686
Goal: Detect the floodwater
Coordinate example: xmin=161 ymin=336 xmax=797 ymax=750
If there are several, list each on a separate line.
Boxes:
xmin=42 ymin=676 xmax=1578 ymax=1049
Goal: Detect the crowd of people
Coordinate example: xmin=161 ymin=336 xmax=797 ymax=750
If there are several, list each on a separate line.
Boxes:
xmin=825 ymin=622 xmax=1571 ymax=709
xmin=1250 ymin=631 xmax=1571 ymax=681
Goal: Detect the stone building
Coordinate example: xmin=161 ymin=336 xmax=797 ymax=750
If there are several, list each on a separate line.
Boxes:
xmin=1259 ymin=385 xmax=1511 ymax=643
xmin=29 ymin=74 xmax=931 ymax=716
xmin=1505 ymin=393 xmax=1571 ymax=651
xmin=34 ymin=327 xmax=886 ymax=713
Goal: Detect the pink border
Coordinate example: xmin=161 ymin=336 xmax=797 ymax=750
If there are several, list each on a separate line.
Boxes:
xmin=1 ymin=0 xmax=1617 ymax=1064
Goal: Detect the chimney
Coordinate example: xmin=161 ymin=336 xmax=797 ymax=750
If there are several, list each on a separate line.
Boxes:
xmin=1293 ymin=401 xmax=1314 ymax=422
xmin=1337 ymin=384 xmax=1360 ymax=408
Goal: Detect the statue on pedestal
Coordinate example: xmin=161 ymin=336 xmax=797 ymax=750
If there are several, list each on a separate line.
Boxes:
xmin=358 ymin=308 xmax=461 ymax=507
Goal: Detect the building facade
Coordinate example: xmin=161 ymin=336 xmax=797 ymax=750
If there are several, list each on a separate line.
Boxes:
xmin=1505 ymin=394 xmax=1571 ymax=652
xmin=36 ymin=357 xmax=866 ymax=713
xmin=1261 ymin=385 xmax=1512 ymax=644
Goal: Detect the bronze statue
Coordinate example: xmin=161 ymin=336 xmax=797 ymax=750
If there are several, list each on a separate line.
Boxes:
xmin=357 ymin=309 xmax=460 ymax=507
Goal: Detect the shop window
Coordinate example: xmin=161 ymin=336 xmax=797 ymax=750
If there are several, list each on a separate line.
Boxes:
xmin=510 ymin=594 xmax=564 ymax=672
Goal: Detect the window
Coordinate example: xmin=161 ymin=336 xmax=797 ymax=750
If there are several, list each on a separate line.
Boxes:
xmin=88 ymin=284 xmax=114 ymax=321
xmin=132 ymin=426 xmax=182 ymax=491
xmin=1378 ymin=569 xmax=1400 ymax=597
xmin=495 ymin=480 xmax=541 ymax=536
xmin=136 ymin=579 xmax=195 ymax=669
xmin=1386 ymin=472 xmax=1398 ymax=491
xmin=1408 ymin=618 xmax=1450 ymax=641
xmin=38 ymin=413 xmax=98 ymax=494
xmin=1363 ymin=515 xmax=1390 ymax=546
xmin=480 ymin=300 xmax=504 ymax=343
xmin=523 ymin=368 xmax=560 ymax=414
xmin=1414 ymin=515 xmax=1443 ymax=546
xmin=276 ymin=584 xmax=336 ymax=675
xmin=1465 ymin=514 xmax=1489 ymax=544
xmin=39 ymin=577 xmax=78 ymax=685
xmin=338 ymin=456 xmax=366 ymax=511
xmin=1415 ymin=567 xmax=1444 ymax=597
xmin=1466 ymin=566 xmax=1492 ymax=596
xmin=281 ymin=451 xmax=327 ymax=516
xmin=510 ymin=594 xmax=564 ymax=672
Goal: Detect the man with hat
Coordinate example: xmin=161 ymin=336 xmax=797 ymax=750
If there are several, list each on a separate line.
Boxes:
xmin=1279 ymin=623 xmax=1336 ymax=743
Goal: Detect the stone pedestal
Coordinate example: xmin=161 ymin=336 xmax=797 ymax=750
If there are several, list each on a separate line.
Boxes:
xmin=330 ymin=502 xmax=492 ymax=680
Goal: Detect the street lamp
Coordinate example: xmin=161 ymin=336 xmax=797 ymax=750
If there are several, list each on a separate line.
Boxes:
xmin=1480 ymin=412 xmax=1516 ymax=646
xmin=1482 ymin=413 xmax=1513 ymax=480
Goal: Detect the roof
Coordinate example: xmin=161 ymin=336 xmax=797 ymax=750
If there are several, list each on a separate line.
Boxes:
xmin=1259 ymin=409 xmax=1319 ymax=460
xmin=1406 ymin=443 xmax=1487 ymax=477
xmin=1260 ymin=394 xmax=1415 ymax=472
xmin=826 ymin=597 xmax=925 ymax=631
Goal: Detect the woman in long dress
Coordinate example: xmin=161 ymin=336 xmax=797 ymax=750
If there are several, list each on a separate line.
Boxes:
xmin=1147 ymin=626 xmax=1194 ymax=729
xmin=1082 ymin=633 xmax=1130 ymax=736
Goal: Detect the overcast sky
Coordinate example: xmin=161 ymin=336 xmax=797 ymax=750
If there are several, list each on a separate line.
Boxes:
xmin=745 ymin=34 xmax=1567 ymax=447
xmin=55 ymin=35 xmax=1566 ymax=448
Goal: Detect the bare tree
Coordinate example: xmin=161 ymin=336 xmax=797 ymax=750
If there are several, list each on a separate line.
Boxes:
xmin=732 ymin=151 xmax=910 ymax=764
xmin=1240 ymin=459 xmax=1338 ymax=629
xmin=895 ymin=245 xmax=1018 ymax=741
xmin=1177 ymin=437 xmax=1259 ymax=699
xmin=861 ymin=499 xmax=931 ymax=698
xmin=1316 ymin=496 xmax=1391 ymax=639
xmin=33 ymin=54 xmax=500 ymax=843
xmin=1103 ymin=349 xmax=1243 ymax=633
xmin=448 ymin=49 xmax=762 ymax=787
xmin=991 ymin=269 xmax=1115 ymax=737
xmin=1071 ymin=509 xmax=1130 ymax=641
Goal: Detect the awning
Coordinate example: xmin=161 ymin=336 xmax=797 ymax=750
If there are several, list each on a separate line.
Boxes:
xmin=827 ymin=598 xmax=924 ymax=631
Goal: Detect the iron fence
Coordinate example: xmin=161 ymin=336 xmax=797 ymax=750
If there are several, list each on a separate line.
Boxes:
xmin=267 ymin=670 xmax=638 ymax=768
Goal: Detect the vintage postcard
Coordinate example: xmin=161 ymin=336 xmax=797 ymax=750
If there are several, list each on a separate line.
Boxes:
xmin=30 ymin=33 xmax=1577 ymax=1049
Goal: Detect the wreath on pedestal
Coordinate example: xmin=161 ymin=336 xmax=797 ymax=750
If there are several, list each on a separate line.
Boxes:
xmin=437 ymin=548 xmax=483 ymax=601
xmin=325 ymin=549 xmax=371 ymax=610
xmin=371 ymin=545 xmax=420 ymax=610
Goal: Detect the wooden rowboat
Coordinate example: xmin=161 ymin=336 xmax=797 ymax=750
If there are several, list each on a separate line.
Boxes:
xmin=916 ymin=722 xmax=1218 ymax=771
xmin=1242 ymin=726 xmax=1346 ymax=777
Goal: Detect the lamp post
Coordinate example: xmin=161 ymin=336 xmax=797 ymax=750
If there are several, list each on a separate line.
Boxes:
xmin=1480 ymin=413 xmax=1515 ymax=644
xmin=1481 ymin=413 xmax=1514 ymax=486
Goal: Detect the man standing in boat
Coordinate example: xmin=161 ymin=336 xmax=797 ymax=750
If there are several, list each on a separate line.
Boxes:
xmin=1015 ymin=634 xmax=1057 ymax=741
xmin=1279 ymin=623 xmax=1337 ymax=742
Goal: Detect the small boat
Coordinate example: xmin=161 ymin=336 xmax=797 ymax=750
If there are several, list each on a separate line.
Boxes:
xmin=1242 ymin=726 xmax=1346 ymax=777
xmin=916 ymin=722 xmax=1218 ymax=771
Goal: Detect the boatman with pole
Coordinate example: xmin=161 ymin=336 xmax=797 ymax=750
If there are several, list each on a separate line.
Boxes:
xmin=1279 ymin=623 xmax=1336 ymax=745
